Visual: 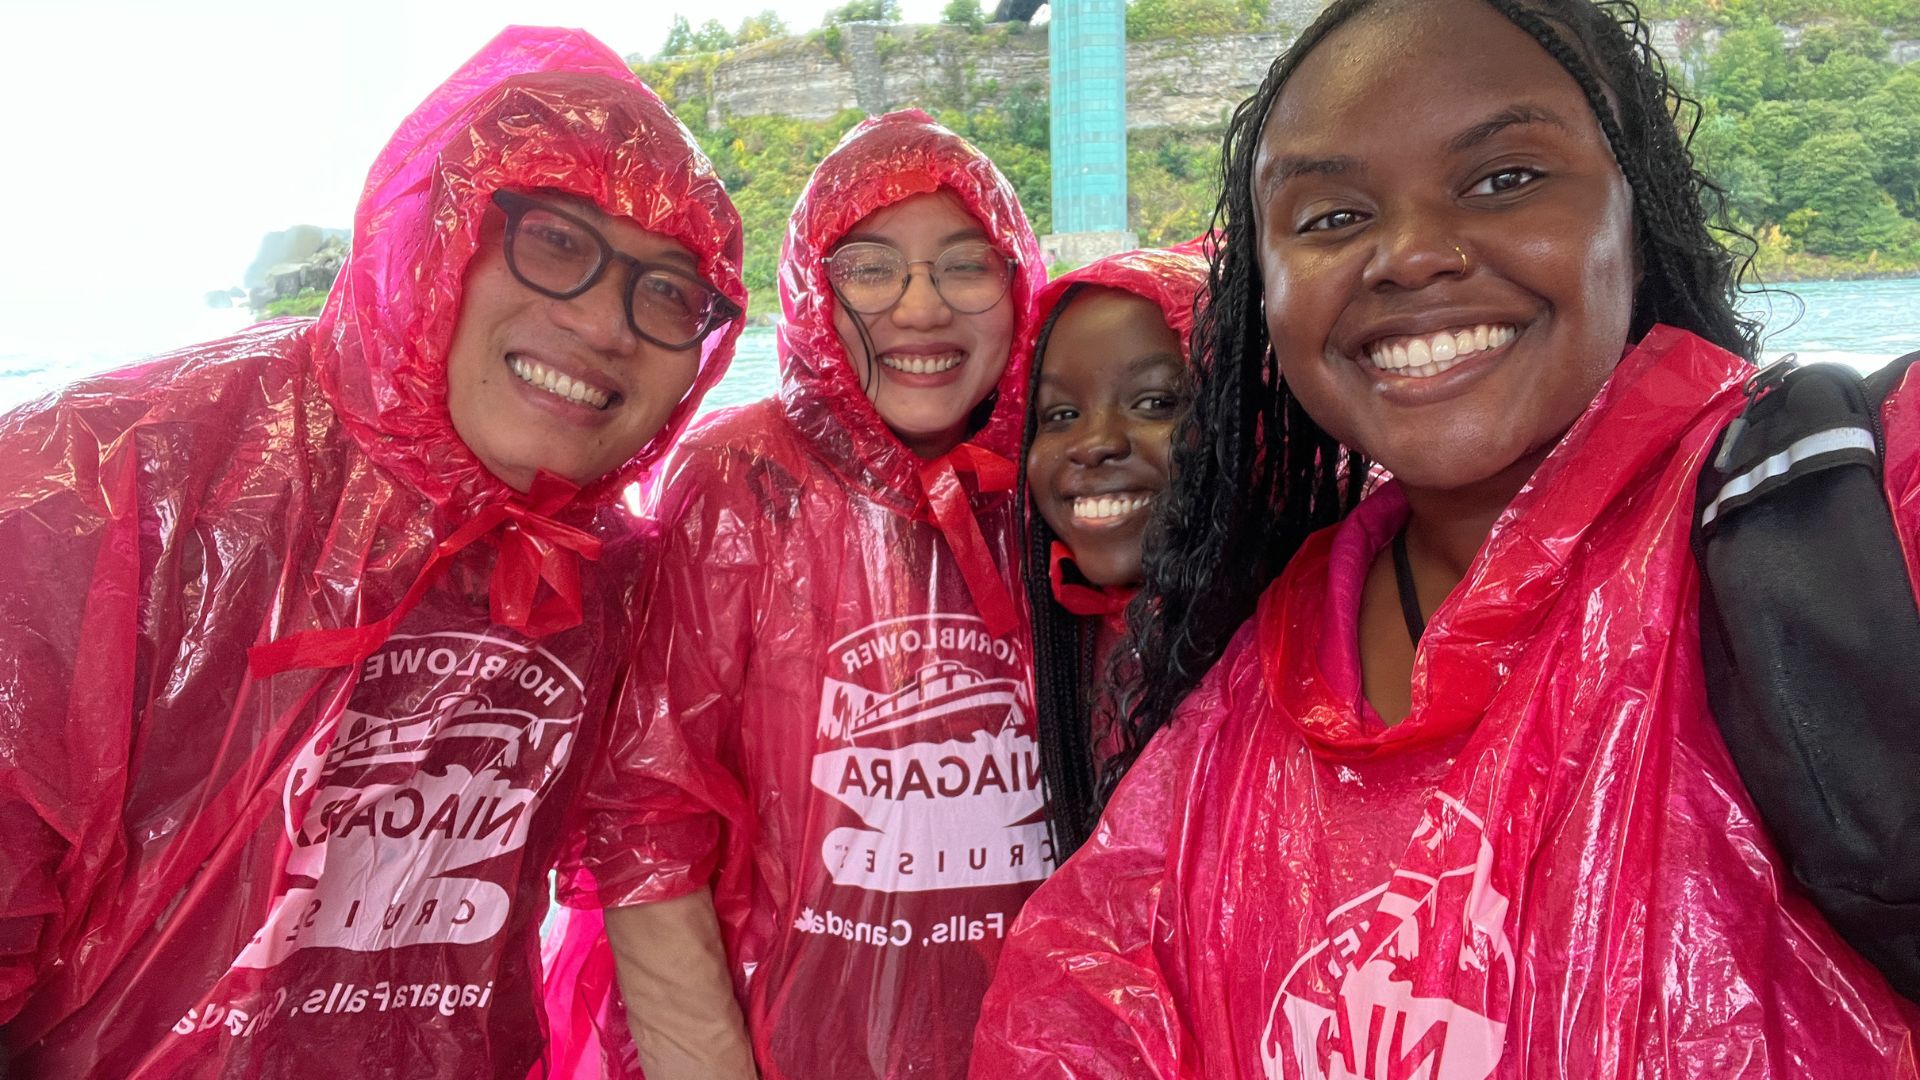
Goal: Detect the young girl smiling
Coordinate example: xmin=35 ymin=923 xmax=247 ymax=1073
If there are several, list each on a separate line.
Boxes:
xmin=1021 ymin=245 xmax=1207 ymax=859
xmin=974 ymin=0 xmax=1919 ymax=1074
xmin=550 ymin=110 xmax=1047 ymax=1080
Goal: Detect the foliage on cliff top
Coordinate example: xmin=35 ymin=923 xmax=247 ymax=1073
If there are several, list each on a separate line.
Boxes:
xmin=1126 ymin=0 xmax=1280 ymax=40
xmin=1639 ymin=0 xmax=1920 ymax=34
xmin=943 ymin=0 xmax=988 ymax=32
xmin=1691 ymin=13 xmax=1920 ymax=272
xmin=825 ymin=0 xmax=903 ymax=24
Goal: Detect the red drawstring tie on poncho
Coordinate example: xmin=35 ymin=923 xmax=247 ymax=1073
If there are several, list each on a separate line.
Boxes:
xmin=1047 ymin=541 xmax=1136 ymax=618
xmin=1048 ymin=541 xmax=1137 ymax=630
xmin=916 ymin=443 xmax=1020 ymax=638
xmin=248 ymin=472 xmax=603 ymax=677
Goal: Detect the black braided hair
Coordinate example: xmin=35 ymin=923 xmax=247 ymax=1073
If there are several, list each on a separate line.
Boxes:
xmin=1018 ymin=283 xmax=1109 ymax=860
xmin=1103 ymin=0 xmax=1762 ymax=801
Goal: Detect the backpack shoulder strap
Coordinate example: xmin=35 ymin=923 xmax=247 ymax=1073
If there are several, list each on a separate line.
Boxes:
xmin=1695 ymin=353 xmax=1920 ymax=1002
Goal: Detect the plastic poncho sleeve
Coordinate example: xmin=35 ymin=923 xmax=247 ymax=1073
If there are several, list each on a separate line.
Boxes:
xmin=563 ymin=448 xmax=757 ymax=909
xmin=0 ymin=431 xmax=126 ymax=1024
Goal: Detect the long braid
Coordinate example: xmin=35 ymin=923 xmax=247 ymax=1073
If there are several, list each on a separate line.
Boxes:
xmin=1019 ymin=286 xmax=1107 ymax=858
xmin=1105 ymin=3 xmax=1376 ymax=793
xmin=1104 ymin=0 xmax=1760 ymax=799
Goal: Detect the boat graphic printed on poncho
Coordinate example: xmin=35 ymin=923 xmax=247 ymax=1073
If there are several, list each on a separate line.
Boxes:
xmin=235 ymin=635 xmax=586 ymax=967
xmin=321 ymin=694 xmax=573 ymax=777
xmin=822 ymin=659 xmax=1023 ymax=748
xmin=812 ymin=645 xmax=1046 ymax=890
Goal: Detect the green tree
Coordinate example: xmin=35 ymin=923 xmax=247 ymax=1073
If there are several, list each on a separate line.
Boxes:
xmin=735 ymin=11 xmax=789 ymax=44
xmin=1776 ymin=130 xmax=1916 ymax=258
xmin=659 ymin=15 xmax=694 ymax=58
xmin=1859 ymin=69 xmax=1920 ymax=215
xmin=1127 ymin=131 xmax=1219 ymax=246
xmin=1793 ymin=20 xmax=1888 ymax=63
xmin=689 ymin=19 xmax=736 ymax=52
xmin=824 ymin=0 xmax=902 ymax=25
xmin=942 ymin=0 xmax=987 ymax=32
xmin=1702 ymin=22 xmax=1790 ymax=111
xmin=1790 ymin=49 xmax=1890 ymax=102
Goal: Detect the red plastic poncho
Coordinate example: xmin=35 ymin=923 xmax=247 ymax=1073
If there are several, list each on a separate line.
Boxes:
xmin=972 ymin=327 xmax=1920 ymax=1078
xmin=544 ymin=109 xmax=1048 ymax=1080
xmin=0 ymin=27 xmax=744 ymax=1078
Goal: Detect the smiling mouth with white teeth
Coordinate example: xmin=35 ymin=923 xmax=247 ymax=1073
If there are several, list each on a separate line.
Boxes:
xmin=508 ymin=354 xmax=613 ymax=410
xmin=1364 ymin=323 xmax=1518 ymax=379
xmin=1071 ymin=492 xmax=1154 ymax=522
xmin=879 ymin=351 xmax=965 ymax=376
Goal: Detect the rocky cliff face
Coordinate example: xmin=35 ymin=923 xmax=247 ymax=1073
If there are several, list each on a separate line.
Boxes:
xmin=663 ymin=18 xmax=1911 ymax=132
xmin=241 ymin=225 xmax=349 ymax=313
xmin=678 ymin=24 xmax=1280 ymax=131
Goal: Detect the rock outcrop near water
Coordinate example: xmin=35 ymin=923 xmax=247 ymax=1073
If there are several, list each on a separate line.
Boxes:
xmin=243 ymin=225 xmax=349 ymax=312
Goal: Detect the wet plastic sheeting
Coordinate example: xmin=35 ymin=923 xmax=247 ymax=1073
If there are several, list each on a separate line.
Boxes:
xmin=973 ymin=328 xmax=1920 ymax=1078
xmin=0 ymin=27 xmax=743 ymax=1078
xmin=544 ymin=110 xmax=1050 ymax=1080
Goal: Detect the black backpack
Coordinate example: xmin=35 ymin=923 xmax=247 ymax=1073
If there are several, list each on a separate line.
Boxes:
xmin=1694 ymin=349 xmax=1920 ymax=1002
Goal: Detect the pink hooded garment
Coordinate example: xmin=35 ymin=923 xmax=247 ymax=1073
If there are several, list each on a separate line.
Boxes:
xmin=0 ymin=28 xmax=744 ymax=1078
xmin=543 ymin=110 xmax=1048 ymax=1080
xmin=1032 ymin=242 xmax=1209 ymax=360
xmin=973 ymin=327 xmax=1920 ymax=1078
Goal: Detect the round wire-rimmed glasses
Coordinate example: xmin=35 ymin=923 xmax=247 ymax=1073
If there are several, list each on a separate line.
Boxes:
xmin=490 ymin=190 xmax=739 ymax=351
xmin=824 ymin=240 xmax=1016 ymax=315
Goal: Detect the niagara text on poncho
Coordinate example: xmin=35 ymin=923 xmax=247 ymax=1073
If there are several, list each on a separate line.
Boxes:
xmin=545 ymin=110 xmax=1049 ymax=1080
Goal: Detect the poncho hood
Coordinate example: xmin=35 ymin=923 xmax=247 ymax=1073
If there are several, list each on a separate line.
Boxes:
xmin=1031 ymin=241 xmax=1209 ymax=361
xmin=774 ymin=109 xmax=1044 ymax=501
xmin=314 ymin=26 xmax=746 ymax=513
xmin=1028 ymin=243 xmax=1208 ymax=618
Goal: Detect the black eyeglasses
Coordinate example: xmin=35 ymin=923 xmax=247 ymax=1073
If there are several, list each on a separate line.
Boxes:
xmin=823 ymin=240 xmax=1015 ymax=315
xmin=490 ymin=190 xmax=739 ymax=351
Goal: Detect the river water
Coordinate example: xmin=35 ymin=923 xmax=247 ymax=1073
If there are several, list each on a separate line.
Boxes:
xmin=2 ymin=277 xmax=1913 ymax=416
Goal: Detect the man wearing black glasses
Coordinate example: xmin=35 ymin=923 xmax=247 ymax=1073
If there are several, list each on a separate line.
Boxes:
xmin=0 ymin=27 xmax=746 ymax=1079
xmin=446 ymin=189 xmax=738 ymax=494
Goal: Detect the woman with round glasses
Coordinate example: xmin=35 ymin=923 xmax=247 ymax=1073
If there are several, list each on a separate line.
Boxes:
xmin=545 ymin=109 xmax=1047 ymax=1080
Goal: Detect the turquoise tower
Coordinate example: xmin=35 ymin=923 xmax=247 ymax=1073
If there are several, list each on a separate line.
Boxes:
xmin=1045 ymin=0 xmax=1136 ymax=265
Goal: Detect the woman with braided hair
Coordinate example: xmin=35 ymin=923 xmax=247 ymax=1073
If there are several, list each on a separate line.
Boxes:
xmin=1019 ymin=244 xmax=1208 ymax=861
xmin=972 ymin=0 xmax=1919 ymax=1074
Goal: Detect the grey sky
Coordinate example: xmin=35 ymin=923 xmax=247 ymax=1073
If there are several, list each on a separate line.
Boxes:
xmin=1 ymin=0 xmax=961 ymax=357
